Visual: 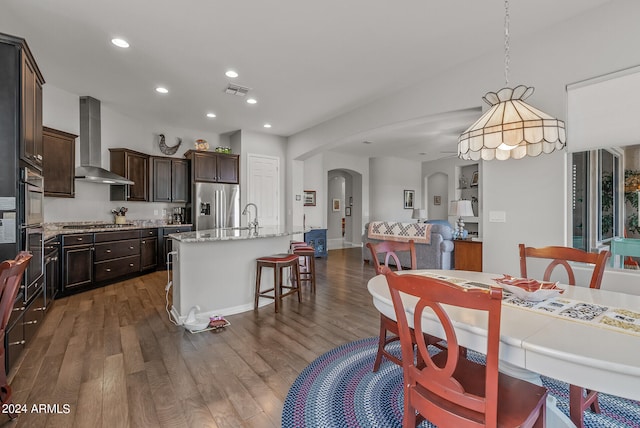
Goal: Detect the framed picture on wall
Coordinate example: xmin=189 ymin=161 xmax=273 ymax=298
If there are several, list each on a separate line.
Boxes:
xmin=332 ymin=199 xmax=341 ymax=211
xmin=304 ymin=190 xmax=316 ymax=206
xmin=471 ymin=171 xmax=479 ymax=187
xmin=434 ymin=195 xmax=441 ymax=205
xmin=404 ymin=190 xmax=415 ymax=209
xmin=345 ymin=207 xmax=351 ymax=216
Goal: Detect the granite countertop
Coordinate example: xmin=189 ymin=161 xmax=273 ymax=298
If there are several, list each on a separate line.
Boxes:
xmin=169 ymin=225 xmax=304 ymax=243
xmin=44 ymin=221 xmax=193 ymax=240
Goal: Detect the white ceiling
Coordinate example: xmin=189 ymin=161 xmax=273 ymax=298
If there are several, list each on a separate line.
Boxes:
xmin=1 ymin=0 xmax=610 ymax=160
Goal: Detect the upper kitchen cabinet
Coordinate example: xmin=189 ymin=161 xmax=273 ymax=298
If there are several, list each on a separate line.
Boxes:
xmin=20 ymin=43 xmax=44 ymax=171
xmin=151 ymin=157 xmax=189 ymax=203
xmin=184 ymin=150 xmax=239 ymax=184
xmin=0 ymin=33 xmax=45 ymax=173
xmin=109 ymin=148 xmax=149 ymax=201
xmin=43 ymin=127 xmax=77 ymax=198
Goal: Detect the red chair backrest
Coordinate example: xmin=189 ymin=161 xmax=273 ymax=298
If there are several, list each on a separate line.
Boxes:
xmin=519 ymin=244 xmax=610 ymax=289
xmin=366 ymin=240 xmax=416 ymax=274
xmin=385 ymin=270 xmax=503 ymax=427
xmin=0 ymin=252 xmax=32 ymax=331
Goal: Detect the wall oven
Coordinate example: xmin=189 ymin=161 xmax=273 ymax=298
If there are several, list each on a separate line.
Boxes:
xmin=22 ymin=167 xmax=44 ymax=227
xmin=21 ymin=167 xmax=44 ymax=302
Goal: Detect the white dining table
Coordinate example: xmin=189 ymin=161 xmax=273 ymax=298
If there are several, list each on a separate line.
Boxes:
xmin=367 ymin=269 xmax=640 ymax=402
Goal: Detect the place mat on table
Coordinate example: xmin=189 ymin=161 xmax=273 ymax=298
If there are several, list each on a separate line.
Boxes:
xmin=417 ymin=272 xmax=640 ymax=337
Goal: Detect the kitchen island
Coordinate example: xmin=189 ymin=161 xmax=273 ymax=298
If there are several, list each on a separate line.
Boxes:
xmin=168 ymin=226 xmax=304 ymax=321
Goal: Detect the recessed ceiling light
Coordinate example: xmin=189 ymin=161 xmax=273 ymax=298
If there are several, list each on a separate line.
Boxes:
xmin=111 ymin=38 xmax=129 ymax=48
xmin=155 ymin=87 xmax=168 ymax=94
xmin=263 ymin=123 xmax=272 ymax=128
xmin=225 ymin=70 xmax=238 ymax=78
xmin=206 ymin=113 xmax=216 ymax=118
xmin=246 ymin=98 xmax=257 ymax=104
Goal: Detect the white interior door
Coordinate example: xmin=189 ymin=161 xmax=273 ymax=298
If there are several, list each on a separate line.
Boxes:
xmin=247 ymin=154 xmax=280 ymax=226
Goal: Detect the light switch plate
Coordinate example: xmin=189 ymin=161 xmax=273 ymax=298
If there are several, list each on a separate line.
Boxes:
xmin=489 ymin=210 xmax=506 ymax=222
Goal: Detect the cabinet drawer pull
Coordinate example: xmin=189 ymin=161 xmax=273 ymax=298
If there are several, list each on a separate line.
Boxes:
xmin=12 ymin=306 xmax=25 ymax=312
xmin=129 ymin=263 xmax=134 ymax=267
xmin=141 ymin=240 xmax=145 ymax=244
xmin=148 ymin=231 xmax=153 ymax=235
xmin=106 ymin=249 xmax=112 ymax=253
xmin=129 ymin=246 xmax=134 ymax=250
xmin=76 ymin=238 xmax=83 ymax=241
xmin=105 ymin=268 xmax=111 ymax=272
xmin=9 ymin=340 xmax=25 ymax=346
xmin=36 ymin=154 xmax=43 ymax=161
xmin=34 ymin=306 xmax=46 ymax=312
xmin=23 ymin=320 xmax=38 ymax=325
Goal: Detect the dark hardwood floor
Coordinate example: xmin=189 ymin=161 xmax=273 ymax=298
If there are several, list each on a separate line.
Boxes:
xmin=2 ymin=247 xmax=379 ymax=428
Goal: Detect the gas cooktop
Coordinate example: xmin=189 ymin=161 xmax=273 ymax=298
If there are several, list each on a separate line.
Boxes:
xmin=62 ymin=223 xmax=135 ymax=229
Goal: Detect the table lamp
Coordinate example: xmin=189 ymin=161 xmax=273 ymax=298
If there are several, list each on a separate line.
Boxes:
xmin=411 ymin=209 xmax=426 ymax=223
xmin=449 ymin=200 xmax=474 ymax=238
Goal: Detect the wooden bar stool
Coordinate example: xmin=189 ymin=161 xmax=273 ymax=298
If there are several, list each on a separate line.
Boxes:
xmin=255 ymin=253 xmax=301 ymax=313
xmin=292 ymin=245 xmax=316 ymax=293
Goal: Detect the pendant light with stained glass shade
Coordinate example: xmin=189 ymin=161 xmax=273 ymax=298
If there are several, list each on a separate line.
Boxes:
xmin=458 ymin=0 xmax=566 ymax=161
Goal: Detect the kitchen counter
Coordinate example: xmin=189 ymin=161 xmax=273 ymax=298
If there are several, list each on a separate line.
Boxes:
xmin=170 ymin=226 xmax=305 ymax=321
xmin=44 ymin=221 xmax=192 ymax=240
xmin=168 ymin=225 xmax=301 ymax=242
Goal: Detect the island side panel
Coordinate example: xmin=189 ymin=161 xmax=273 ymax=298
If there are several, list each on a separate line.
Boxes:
xmin=172 ymin=235 xmax=292 ymax=318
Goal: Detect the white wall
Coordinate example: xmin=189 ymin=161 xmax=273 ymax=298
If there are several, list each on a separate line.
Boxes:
xmin=369 ymin=157 xmax=422 ymax=222
xmin=288 ymin=0 xmax=640 ymax=280
xmin=303 ymin=153 xmax=325 ymax=228
xmin=42 ymin=84 xmax=221 ymax=223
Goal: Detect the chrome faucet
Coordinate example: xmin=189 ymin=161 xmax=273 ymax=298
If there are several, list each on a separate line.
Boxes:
xmin=242 ymin=203 xmax=259 ymax=230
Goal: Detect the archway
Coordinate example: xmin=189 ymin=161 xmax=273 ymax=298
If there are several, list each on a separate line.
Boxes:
xmin=327 ymin=168 xmax=363 ymax=249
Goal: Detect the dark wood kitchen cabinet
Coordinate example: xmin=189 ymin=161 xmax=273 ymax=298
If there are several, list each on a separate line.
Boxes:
xmin=4 ymin=286 xmax=45 ymax=374
xmin=94 ymin=230 xmax=140 ymax=282
xmin=20 ymin=42 xmax=45 ymax=171
xmin=43 ymin=127 xmax=77 ymax=198
xmin=61 ymin=233 xmax=94 ymax=291
xmin=109 ymin=148 xmax=149 ymax=201
xmin=140 ymin=228 xmax=158 ymax=270
xmin=184 ymin=150 xmax=239 ymax=184
xmin=57 ymin=227 xmax=160 ymax=297
xmin=151 ymin=157 xmax=189 ymax=202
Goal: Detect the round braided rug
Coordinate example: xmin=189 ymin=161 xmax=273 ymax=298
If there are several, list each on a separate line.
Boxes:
xmin=282 ymin=337 xmax=640 ymax=428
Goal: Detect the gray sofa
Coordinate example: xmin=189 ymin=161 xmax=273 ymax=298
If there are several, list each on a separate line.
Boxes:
xmin=362 ymin=220 xmax=454 ymax=270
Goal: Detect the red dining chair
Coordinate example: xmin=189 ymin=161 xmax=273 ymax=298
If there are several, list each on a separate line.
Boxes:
xmin=385 ymin=270 xmax=547 ymax=427
xmin=366 ymin=240 xmax=418 ymax=372
xmin=519 ymin=243 xmax=611 ymax=428
xmin=0 ymin=252 xmax=32 ymax=419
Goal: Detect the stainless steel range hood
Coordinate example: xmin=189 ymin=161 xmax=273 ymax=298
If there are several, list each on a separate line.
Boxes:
xmin=75 ymin=96 xmax=134 ymax=185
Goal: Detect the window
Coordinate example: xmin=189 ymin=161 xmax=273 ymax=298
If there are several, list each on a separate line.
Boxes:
xmin=571 ymin=148 xmax=621 ymax=252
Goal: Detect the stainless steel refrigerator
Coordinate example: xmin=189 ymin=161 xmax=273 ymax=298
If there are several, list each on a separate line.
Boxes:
xmin=191 ymin=183 xmax=240 ymax=230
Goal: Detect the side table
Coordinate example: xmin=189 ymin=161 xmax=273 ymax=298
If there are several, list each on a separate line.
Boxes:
xmin=454 ymin=239 xmax=482 ymax=272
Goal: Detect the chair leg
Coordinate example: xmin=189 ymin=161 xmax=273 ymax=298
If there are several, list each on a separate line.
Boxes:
xmin=403 ymin=395 xmax=416 ymax=428
xmin=0 ymin=352 xmax=16 ymax=420
xmin=569 ymin=384 xmax=593 ymax=428
xmin=373 ymin=317 xmax=388 ymax=372
xmin=254 ymin=262 xmax=262 ymax=310
xmin=273 ymin=265 xmax=281 ymax=313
